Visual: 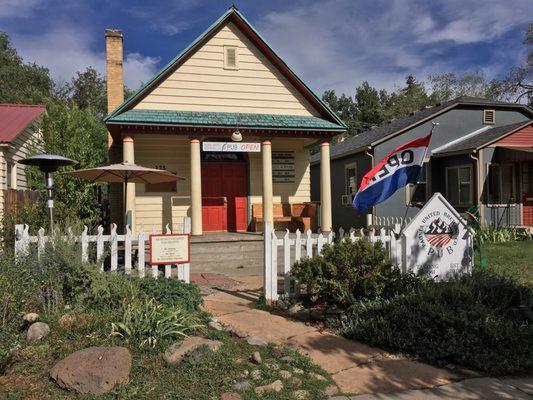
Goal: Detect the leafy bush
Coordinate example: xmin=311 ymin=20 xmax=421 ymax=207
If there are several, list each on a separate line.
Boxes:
xmin=111 ymin=298 xmax=203 ymax=348
xmin=475 ymin=226 xmax=532 ymax=244
xmin=137 ymin=277 xmax=202 ymax=312
xmin=290 ymin=238 xmax=424 ymax=308
xmin=341 ymin=270 xmax=533 ymax=375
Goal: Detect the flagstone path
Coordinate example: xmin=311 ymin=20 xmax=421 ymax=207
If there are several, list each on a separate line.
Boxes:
xmin=201 ymin=275 xmax=466 ymax=397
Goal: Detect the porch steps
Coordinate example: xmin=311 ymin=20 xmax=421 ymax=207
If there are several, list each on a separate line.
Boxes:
xmin=190 ymin=238 xmax=264 ymax=276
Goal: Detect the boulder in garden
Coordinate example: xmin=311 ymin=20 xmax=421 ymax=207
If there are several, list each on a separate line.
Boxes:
xmin=26 ymin=322 xmax=50 ymax=342
xmin=49 ymin=346 xmax=131 ymax=395
xmin=164 ymin=336 xmax=222 ymax=365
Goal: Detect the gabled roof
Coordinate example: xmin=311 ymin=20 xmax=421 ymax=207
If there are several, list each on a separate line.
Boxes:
xmin=0 ymin=104 xmax=46 ymax=144
xmin=310 ymin=96 xmax=533 ymax=163
xmin=433 ymin=120 xmax=532 ymax=155
xmin=105 ymin=6 xmax=345 ymax=132
xmin=108 ymin=109 xmax=345 ymax=132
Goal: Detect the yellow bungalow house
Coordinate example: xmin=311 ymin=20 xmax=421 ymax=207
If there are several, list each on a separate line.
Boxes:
xmin=104 ymin=6 xmax=346 ymax=235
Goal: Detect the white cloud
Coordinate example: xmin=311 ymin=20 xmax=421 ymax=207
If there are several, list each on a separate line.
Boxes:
xmin=256 ymin=0 xmax=531 ymax=95
xmin=0 ymin=0 xmax=43 ymax=18
xmin=10 ymin=26 xmax=158 ymax=90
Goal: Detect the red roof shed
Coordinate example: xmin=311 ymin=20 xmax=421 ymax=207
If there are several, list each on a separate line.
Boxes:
xmin=0 ymin=104 xmax=46 ymax=144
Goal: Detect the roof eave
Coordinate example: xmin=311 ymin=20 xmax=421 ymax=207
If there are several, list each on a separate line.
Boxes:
xmin=104 ymin=7 xmax=346 ymax=128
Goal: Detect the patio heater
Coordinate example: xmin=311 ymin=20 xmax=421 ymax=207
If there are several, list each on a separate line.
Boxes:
xmin=19 ymin=154 xmax=78 ymax=231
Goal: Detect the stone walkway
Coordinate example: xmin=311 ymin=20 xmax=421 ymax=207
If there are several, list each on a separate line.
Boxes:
xmin=201 ymin=275 xmax=510 ymax=398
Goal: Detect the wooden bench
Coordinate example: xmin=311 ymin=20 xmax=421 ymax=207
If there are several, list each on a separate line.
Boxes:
xmin=252 ymin=203 xmax=317 ymax=232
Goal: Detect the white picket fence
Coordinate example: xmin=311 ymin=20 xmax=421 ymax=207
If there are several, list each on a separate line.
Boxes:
xmin=264 ymin=222 xmax=402 ymax=302
xmin=14 ymin=217 xmax=192 ymax=283
xmin=373 ymin=215 xmax=412 ymax=228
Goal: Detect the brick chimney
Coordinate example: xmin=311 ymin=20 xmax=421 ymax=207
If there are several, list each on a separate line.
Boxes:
xmin=105 ymin=29 xmax=124 ymax=116
xmin=105 ymin=29 xmax=125 ymax=228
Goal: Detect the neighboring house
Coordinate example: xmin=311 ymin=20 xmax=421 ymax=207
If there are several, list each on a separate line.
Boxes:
xmin=310 ymin=97 xmax=533 ymax=230
xmin=103 ymin=6 xmax=346 ymax=234
xmin=0 ymin=104 xmax=45 ymax=216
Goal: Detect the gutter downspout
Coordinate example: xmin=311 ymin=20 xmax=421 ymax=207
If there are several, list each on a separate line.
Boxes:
xmin=470 ymin=150 xmax=484 ymax=225
xmin=365 ymin=146 xmax=374 ymax=227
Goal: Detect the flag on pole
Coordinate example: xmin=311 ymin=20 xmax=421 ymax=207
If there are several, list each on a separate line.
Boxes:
xmin=353 ymin=133 xmax=432 ymax=212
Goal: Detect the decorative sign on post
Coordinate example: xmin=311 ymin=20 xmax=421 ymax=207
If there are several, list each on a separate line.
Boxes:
xmin=401 ymin=192 xmax=473 ymax=279
xmin=150 ymin=234 xmax=190 ymax=265
xmin=202 ymin=142 xmax=261 ymax=152
xmin=272 ymin=151 xmax=295 ymax=183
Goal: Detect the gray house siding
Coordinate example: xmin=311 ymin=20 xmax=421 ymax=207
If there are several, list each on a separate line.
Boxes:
xmin=373 ymin=106 xmax=530 ymax=221
xmin=312 ymin=103 xmax=531 ymax=229
xmin=311 ymin=152 xmax=371 ymax=230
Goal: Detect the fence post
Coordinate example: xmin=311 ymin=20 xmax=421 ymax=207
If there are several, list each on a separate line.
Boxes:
xmin=182 ymin=217 xmax=191 ymax=283
xmin=263 ymin=221 xmax=273 ymax=303
xmin=151 ymin=225 xmax=158 ymax=279
xmin=124 ymin=225 xmax=132 ymax=275
xmin=270 ymin=230 xmax=279 ymax=302
xmin=294 ymin=229 xmax=302 ymax=263
xmin=164 ymin=224 xmax=172 ymax=279
xmin=96 ymin=225 xmax=104 ymax=271
xmin=317 ymin=233 xmax=326 ymax=254
xmin=110 ymin=224 xmax=118 ymax=271
xmin=283 ymin=230 xmax=291 ymax=296
xmin=138 ymin=225 xmax=146 ymax=278
xmin=305 ymin=229 xmax=313 ymax=258
xmin=81 ymin=226 xmax=88 ymax=262
xmin=37 ymin=227 xmax=45 ymax=260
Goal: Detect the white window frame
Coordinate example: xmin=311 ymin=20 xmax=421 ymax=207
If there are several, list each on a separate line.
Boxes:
xmin=223 ymin=46 xmax=239 ymax=70
xmin=407 ymin=161 xmax=430 ymax=205
xmin=483 ymin=109 xmax=495 ymax=125
xmin=445 ymin=165 xmax=473 ymax=207
xmin=487 ymin=162 xmax=516 ymax=205
xmin=345 ymin=162 xmax=357 ymax=204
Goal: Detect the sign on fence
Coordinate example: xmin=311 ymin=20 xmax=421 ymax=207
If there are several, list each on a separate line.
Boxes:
xmin=402 ymin=192 xmax=473 ymax=278
xmin=150 ymin=234 xmax=190 ymax=265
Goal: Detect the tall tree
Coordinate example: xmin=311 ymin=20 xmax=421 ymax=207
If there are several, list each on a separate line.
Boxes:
xmin=322 ymin=89 xmax=358 ymax=136
xmin=0 ymin=32 xmax=53 ymax=104
xmin=388 ymin=75 xmax=432 ymax=118
xmin=354 ymin=81 xmax=387 ymax=131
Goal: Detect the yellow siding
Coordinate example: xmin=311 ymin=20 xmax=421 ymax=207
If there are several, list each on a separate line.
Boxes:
xmin=134 ymin=22 xmax=320 ymax=117
xmin=249 ymin=138 xmax=313 ymax=205
xmin=132 ymin=136 xmax=313 ymax=231
xmin=134 ymin=135 xmax=191 ymax=232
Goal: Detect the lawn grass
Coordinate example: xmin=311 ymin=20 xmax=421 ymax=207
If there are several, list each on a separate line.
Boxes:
xmin=0 ymin=309 xmax=332 ymax=399
xmin=477 ymin=241 xmax=533 ymax=285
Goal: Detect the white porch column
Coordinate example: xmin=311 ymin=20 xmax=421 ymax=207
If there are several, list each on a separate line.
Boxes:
xmin=320 ymin=140 xmax=332 ymax=232
xmin=262 ymin=140 xmax=274 ymax=227
xmin=10 ymin=163 xmax=17 ymax=189
xmin=190 ymin=138 xmax=203 ymax=236
xmin=123 ymin=135 xmax=135 ymax=229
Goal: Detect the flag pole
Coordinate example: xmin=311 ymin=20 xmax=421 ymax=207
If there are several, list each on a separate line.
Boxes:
xmin=397 ymin=122 xmax=438 ymax=238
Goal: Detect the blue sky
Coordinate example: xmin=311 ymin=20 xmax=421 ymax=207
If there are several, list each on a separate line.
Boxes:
xmin=0 ymin=0 xmax=531 ymax=96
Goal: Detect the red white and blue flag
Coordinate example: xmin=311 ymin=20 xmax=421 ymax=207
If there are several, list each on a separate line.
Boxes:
xmin=353 ymin=133 xmax=432 ymax=212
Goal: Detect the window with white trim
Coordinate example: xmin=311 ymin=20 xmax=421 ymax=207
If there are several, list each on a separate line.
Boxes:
xmin=446 ymin=165 xmax=473 ymax=206
xmin=345 ymin=163 xmax=357 ymax=202
xmin=488 ymin=163 xmax=515 ymax=204
xmin=224 ymin=46 xmax=238 ymax=70
xmin=408 ymin=162 xmax=430 ymax=204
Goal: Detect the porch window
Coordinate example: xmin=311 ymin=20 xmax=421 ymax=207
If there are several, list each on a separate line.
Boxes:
xmin=488 ymin=163 xmax=515 ymax=204
xmin=345 ymin=163 xmax=357 ymax=202
xmin=409 ymin=162 xmax=429 ymax=204
xmin=446 ymin=165 xmax=473 ymax=206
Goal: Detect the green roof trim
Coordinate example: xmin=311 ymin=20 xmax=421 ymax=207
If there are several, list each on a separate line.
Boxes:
xmin=106 ymin=109 xmax=346 ymax=131
xmin=104 ymin=6 xmax=346 ymax=131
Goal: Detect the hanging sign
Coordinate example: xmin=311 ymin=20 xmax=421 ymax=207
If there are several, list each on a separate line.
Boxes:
xmin=150 ymin=234 xmax=190 ymax=265
xmin=272 ymin=151 xmax=295 ymax=182
xmin=401 ymin=192 xmax=473 ymax=279
xmin=202 ymin=142 xmax=261 ymax=152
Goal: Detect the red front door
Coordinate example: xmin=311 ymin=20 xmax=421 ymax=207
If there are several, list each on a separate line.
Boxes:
xmin=202 ymin=163 xmax=248 ymax=231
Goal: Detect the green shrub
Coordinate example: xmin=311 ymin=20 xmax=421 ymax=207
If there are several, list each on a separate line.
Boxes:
xmin=475 ymin=226 xmax=532 ymax=244
xmin=137 ymin=277 xmax=202 ymax=312
xmin=111 ymin=298 xmax=203 ymax=348
xmin=341 ymin=270 xmax=533 ymax=375
xmin=290 ymin=238 xmax=423 ymax=308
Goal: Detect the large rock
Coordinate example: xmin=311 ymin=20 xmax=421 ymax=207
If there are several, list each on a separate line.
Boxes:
xmin=50 ymin=346 xmax=131 ymax=395
xmin=26 ymin=322 xmax=50 ymax=342
xmin=163 ymin=337 xmax=222 ymax=365
xmin=254 ymin=380 xmax=283 ymax=394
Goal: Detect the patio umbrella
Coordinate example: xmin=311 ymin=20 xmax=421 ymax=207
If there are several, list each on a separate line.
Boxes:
xmin=65 ymin=161 xmax=185 ymax=226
